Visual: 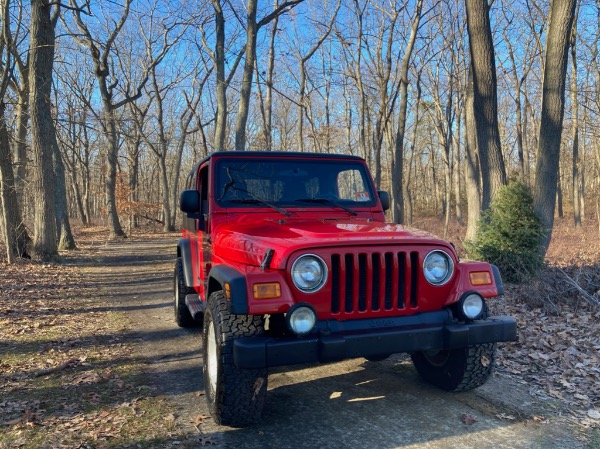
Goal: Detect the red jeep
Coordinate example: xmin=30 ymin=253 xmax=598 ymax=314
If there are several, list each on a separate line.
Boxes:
xmin=175 ymin=151 xmax=516 ymax=426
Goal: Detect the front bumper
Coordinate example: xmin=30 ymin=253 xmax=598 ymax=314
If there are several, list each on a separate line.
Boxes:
xmin=233 ymin=310 xmax=516 ymax=369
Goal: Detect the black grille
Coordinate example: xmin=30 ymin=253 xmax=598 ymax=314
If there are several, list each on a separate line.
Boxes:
xmin=330 ymin=251 xmax=419 ymax=315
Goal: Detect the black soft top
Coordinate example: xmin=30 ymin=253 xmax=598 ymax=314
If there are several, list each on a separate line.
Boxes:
xmin=189 ymin=151 xmax=365 ymax=177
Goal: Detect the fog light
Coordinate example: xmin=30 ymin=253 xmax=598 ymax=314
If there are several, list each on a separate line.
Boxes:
xmin=460 ymin=293 xmax=484 ymax=320
xmin=286 ymin=303 xmax=317 ymax=335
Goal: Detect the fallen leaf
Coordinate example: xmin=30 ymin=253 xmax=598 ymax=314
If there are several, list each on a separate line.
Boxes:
xmin=587 ymin=409 xmax=600 ymax=420
xmin=496 ymin=413 xmax=516 ymax=420
xmin=71 ymin=371 xmax=102 ymax=385
xmin=2 ymin=416 xmax=25 ymax=427
xmin=193 ymin=414 xmax=209 ymax=426
xmin=462 ymin=413 xmax=477 ymax=425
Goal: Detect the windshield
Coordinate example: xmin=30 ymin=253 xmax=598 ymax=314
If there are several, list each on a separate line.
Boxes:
xmin=214 ymin=158 xmax=377 ymax=210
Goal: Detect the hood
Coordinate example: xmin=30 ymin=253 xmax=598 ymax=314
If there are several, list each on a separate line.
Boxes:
xmin=212 ymin=215 xmax=454 ymax=269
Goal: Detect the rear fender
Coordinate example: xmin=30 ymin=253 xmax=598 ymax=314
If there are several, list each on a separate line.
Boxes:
xmin=177 ymin=238 xmax=194 ymax=288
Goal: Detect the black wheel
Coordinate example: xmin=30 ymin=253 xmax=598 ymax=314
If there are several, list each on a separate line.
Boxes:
xmin=203 ymin=291 xmax=267 ymax=427
xmin=411 ymin=343 xmax=496 ymax=392
xmin=174 ymin=257 xmax=196 ymax=328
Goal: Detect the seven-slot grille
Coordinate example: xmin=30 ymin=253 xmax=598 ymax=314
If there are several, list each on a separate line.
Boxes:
xmin=330 ymin=250 xmax=419 ymax=315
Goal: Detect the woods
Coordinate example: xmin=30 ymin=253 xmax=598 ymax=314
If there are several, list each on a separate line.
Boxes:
xmin=0 ymin=0 xmax=592 ymax=263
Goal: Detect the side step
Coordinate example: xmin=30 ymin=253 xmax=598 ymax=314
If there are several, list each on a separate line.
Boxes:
xmin=185 ymin=294 xmax=206 ymax=321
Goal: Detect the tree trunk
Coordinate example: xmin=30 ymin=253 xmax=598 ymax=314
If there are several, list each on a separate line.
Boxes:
xmin=465 ymin=64 xmax=481 ymax=242
xmin=570 ymin=21 xmax=581 ymax=227
xmin=14 ymin=89 xmax=29 ymax=206
xmin=556 ymin=163 xmax=564 ymax=218
xmin=465 ymin=0 xmax=506 ymax=209
xmin=523 ymin=94 xmax=531 ymax=186
xmin=264 ymin=14 xmax=277 ymax=151
xmin=297 ymin=65 xmax=307 ymax=152
xmin=235 ymin=0 xmax=258 ymax=151
xmin=53 ymin=141 xmax=76 ymax=249
xmin=29 ymin=0 xmax=58 ymax=261
xmin=0 ymin=103 xmax=18 ymax=262
xmin=212 ymin=0 xmax=227 ymax=151
xmin=533 ymin=0 xmax=577 ymax=252
xmin=454 ymin=124 xmax=463 ymax=226
xmin=102 ymin=105 xmax=126 ymax=238
xmin=159 ymin=157 xmax=172 ymax=232
xmin=392 ymin=0 xmax=422 ymax=224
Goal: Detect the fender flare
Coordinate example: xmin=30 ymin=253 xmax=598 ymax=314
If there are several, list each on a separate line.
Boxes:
xmin=207 ymin=265 xmax=248 ymax=314
xmin=177 ymin=238 xmax=194 ymax=288
xmin=491 ymin=264 xmax=504 ymax=296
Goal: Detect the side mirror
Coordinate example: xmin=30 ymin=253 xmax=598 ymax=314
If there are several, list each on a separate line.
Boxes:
xmin=180 ymin=190 xmax=200 ymax=213
xmin=378 ymin=190 xmax=390 ymax=211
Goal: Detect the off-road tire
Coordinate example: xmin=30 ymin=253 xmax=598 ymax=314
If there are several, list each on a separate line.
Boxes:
xmin=411 ymin=343 xmax=496 ymax=392
xmin=203 ymin=291 xmax=267 ymax=427
xmin=174 ymin=257 xmax=196 ymax=328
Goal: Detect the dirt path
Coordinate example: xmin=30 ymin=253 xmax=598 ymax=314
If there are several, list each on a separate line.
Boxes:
xmin=87 ymin=238 xmax=586 ymax=449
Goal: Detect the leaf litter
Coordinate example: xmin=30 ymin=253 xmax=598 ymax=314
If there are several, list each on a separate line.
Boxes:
xmin=1 ymin=222 xmax=599 ymax=447
xmin=0 ymin=230 xmax=199 ymax=448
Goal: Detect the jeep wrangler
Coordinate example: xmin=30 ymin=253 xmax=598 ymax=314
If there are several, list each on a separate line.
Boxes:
xmin=175 ymin=151 xmax=516 ymax=426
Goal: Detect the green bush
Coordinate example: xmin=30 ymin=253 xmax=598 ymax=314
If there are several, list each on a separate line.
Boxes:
xmin=465 ymin=181 xmax=545 ymax=283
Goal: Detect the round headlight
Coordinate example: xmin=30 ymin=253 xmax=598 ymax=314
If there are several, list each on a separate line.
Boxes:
xmin=287 ymin=304 xmax=317 ymax=335
xmin=423 ymin=250 xmax=454 ymax=285
xmin=291 ymin=255 xmax=327 ymax=293
xmin=461 ymin=293 xmax=484 ymax=320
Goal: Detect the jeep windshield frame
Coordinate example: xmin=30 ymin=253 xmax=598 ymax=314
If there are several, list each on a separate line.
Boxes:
xmin=213 ymin=157 xmax=378 ymax=211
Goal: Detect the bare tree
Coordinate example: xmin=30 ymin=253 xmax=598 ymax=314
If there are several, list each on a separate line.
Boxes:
xmin=464 ymin=64 xmax=480 ymax=241
xmin=209 ymin=0 xmax=232 ymax=151
xmin=29 ymin=0 xmax=61 ymax=260
xmin=256 ymin=6 xmax=278 ymax=151
xmin=7 ymin=1 xmax=29 ymax=208
xmin=134 ymin=11 xmax=189 ymax=231
xmin=55 ymin=55 xmax=98 ymax=227
xmin=501 ymin=4 xmax=536 ymax=183
xmin=533 ymin=0 xmax=577 ymax=252
xmin=366 ymin=1 xmax=402 ymax=187
xmin=392 ymin=0 xmax=423 ymax=223
xmin=294 ymin=0 xmax=340 ymax=153
xmin=570 ymin=11 xmax=582 ymax=227
xmin=0 ymin=0 xmax=30 ymax=261
xmin=465 ymin=0 xmax=506 ymax=210
xmin=66 ymin=0 xmax=174 ymax=238
xmin=234 ymin=0 xmax=304 ymax=151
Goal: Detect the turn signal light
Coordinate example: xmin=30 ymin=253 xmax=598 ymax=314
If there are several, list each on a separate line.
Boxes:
xmin=469 ymin=271 xmax=492 ymax=286
xmin=253 ymin=283 xmax=281 ymax=299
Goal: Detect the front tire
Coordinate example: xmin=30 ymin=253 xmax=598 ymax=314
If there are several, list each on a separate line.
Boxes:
xmin=203 ymin=291 xmax=267 ymax=426
xmin=174 ymin=257 xmax=196 ymax=328
xmin=411 ymin=343 xmax=496 ymax=392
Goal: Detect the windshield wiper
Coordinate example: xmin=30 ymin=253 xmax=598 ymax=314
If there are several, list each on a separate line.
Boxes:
xmin=228 ymin=198 xmax=290 ymax=217
xmin=295 ymin=198 xmax=358 ymax=216
xmin=218 ymin=166 xmax=290 ymax=217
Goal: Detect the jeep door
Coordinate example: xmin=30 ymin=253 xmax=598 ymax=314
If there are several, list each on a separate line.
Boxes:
xmin=184 ymin=163 xmax=210 ymax=301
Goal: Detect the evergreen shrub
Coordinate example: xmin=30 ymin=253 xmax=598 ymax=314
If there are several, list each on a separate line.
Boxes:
xmin=465 ymin=181 xmax=545 ymax=283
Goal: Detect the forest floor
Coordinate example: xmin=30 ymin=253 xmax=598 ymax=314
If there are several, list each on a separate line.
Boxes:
xmin=0 ymin=218 xmax=599 ymax=448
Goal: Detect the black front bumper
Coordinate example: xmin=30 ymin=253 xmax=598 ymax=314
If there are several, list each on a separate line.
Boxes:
xmin=233 ymin=310 xmax=516 ymax=369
